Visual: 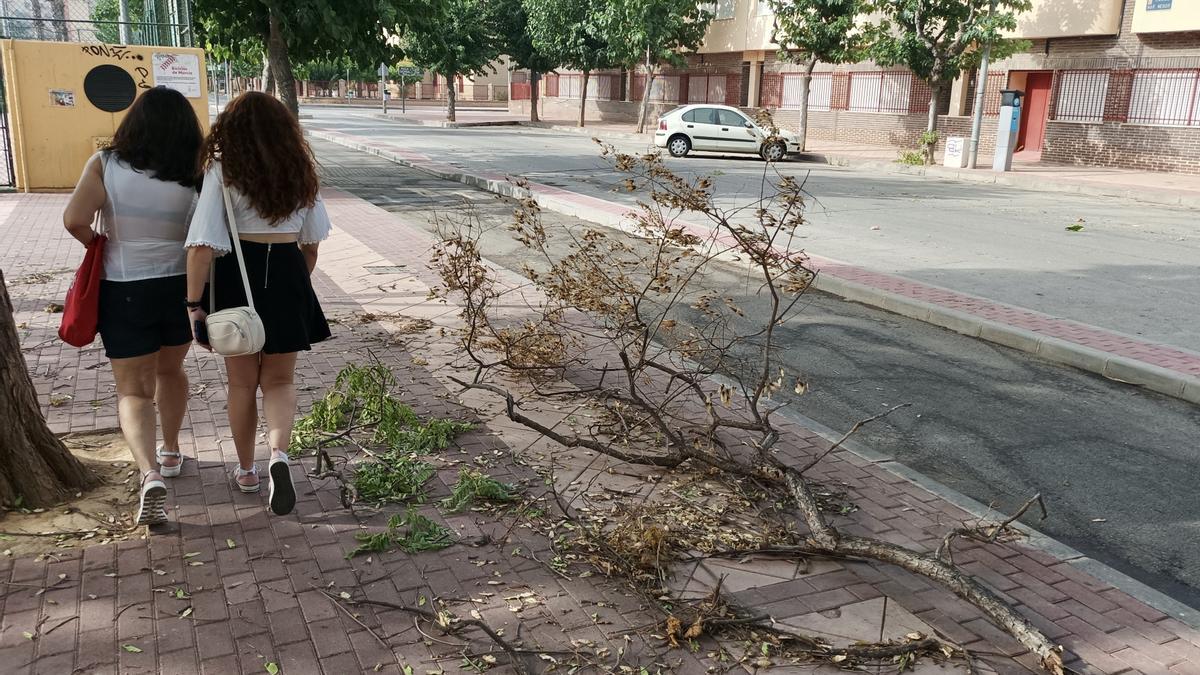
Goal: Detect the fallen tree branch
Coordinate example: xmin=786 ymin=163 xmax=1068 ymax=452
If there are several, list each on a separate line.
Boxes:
xmin=339 ymin=595 xmax=533 ymax=675
xmin=794 ymin=403 xmax=911 ymax=476
xmin=779 ymin=465 xmax=1064 ymax=674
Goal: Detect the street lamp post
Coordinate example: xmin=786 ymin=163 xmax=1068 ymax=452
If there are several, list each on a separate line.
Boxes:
xmin=967 ymin=0 xmax=998 ymax=170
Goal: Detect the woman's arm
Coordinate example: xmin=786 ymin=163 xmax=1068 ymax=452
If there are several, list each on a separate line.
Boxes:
xmin=62 ymin=154 xmax=105 ymax=246
xmin=186 ymin=246 xmax=213 ymax=348
xmin=186 ymin=246 xmax=213 ymax=304
xmin=300 ymin=243 xmax=319 ymax=275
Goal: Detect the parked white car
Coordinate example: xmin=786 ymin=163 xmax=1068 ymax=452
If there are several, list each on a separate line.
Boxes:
xmin=653 ymin=104 xmax=799 ymax=161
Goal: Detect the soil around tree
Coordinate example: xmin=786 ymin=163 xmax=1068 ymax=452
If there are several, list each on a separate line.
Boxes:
xmin=0 ymin=430 xmax=143 ymax=558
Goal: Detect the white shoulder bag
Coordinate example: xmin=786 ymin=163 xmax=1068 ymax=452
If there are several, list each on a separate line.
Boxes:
xmin=206 ymin=177 xmax=266 ymax=356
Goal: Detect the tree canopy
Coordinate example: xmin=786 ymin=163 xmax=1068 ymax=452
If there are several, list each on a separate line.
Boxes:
xmin=400 ymin=0 xmax=500 ymax=121
xmin=866 ymin=0 xmax=1031 ymax=88
xmin=524 ymin=0 xmax=613 ymax=75
xmin=600 ymin=0 xmax=712 ymax=72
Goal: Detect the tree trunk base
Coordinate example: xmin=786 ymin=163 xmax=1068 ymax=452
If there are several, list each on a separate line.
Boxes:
xmin=0 ymin=268 xmax=97 ymax=508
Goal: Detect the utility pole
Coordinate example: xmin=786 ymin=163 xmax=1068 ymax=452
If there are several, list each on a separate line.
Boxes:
xmin=967 ymin=0 xmax=998 ymax=170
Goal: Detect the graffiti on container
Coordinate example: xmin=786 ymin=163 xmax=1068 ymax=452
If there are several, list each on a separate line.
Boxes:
xmin=80 ymin=44 xmax=146 ymax=61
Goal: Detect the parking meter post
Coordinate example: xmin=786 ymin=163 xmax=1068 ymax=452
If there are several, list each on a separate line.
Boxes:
xmin=992 ymin=90 xmax=1024 ymax=172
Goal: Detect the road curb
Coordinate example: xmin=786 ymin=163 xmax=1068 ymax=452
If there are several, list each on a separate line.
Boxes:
xmin=307 ymin=127 xmax=1200 ymax=407
xmin=369 ymin=113 xmax=522 ymax=129
xmin=712 ymin=377 xmax=1200 ymax=629
xmin=311 ymin=126 xmax=1200 ymax=629
xmin=517 ymin=122 xmax=1200 ymax=209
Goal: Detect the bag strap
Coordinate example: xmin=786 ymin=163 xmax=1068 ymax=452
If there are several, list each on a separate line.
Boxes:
xmin=214 ymin=164 xmax=256 ymax=313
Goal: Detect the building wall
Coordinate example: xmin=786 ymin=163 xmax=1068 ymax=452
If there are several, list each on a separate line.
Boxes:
xmin=1010 ymin=0 xmax=1123 ymax=39
xmin=699 ymin=0 xmax=776 ymax=54
xmin=1043 ymin=121 xmax=1200 ymax=172
xmin=1132 ymin=1 xmax=1200 ymax=34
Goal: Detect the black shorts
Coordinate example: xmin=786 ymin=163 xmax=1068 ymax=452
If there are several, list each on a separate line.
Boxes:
xmin=98 ymin=275 xmax=192 ymax=359
xmin=204 ymin=241 xmax=331 ymax=355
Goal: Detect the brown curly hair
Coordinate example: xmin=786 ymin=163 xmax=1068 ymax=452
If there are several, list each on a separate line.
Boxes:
xmin=203 ymin=92 xmax=319 ymax=223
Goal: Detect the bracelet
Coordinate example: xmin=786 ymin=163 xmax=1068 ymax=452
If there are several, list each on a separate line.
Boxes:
xmin=185 ymin=300 xmax=204 ymax=309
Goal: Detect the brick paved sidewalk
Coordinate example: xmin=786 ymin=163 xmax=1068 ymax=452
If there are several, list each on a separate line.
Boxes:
xmin=2 ymin=190 xmax=1200 ymax=675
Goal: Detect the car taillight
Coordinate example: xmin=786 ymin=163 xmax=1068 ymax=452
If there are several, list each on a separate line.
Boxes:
xmin=658 ymin=119 xmax=667 ymax=131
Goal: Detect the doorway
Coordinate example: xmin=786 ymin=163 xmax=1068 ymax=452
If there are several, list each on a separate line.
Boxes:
xmin=1016 ymin=71 xmax=1053 ymax=154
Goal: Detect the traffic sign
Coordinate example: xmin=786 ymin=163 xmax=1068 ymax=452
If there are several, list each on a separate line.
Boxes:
xmin=378 ymin=63 xmax=388 ymax=78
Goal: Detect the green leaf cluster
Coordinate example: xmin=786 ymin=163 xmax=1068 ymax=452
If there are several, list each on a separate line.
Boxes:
xmin=864 ymin=0 xmax=1033 ymax=86
xmin=442 ymin=469 xmax=518 ymax=513
xmin=768 ymin=0 xmax=864 ymax=66
xmin=348 ymin=506 xmax=453 ymax=557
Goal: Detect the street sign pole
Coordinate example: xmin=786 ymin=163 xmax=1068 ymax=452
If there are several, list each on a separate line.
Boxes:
xmin=379 ymin=63 xmax=388 ymax=115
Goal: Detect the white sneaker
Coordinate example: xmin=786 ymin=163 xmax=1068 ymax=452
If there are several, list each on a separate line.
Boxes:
xmin=156 ymin=447 xmax=183 ymax=478
xmin=136 ymin=473 xmax=168 ymax=525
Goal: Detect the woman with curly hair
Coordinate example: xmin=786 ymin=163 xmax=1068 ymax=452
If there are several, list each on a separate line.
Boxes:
xmin=63 ymin=87 xmax=203 ymax=525
xmin=184 ymin=92 xmax=331 ymax=516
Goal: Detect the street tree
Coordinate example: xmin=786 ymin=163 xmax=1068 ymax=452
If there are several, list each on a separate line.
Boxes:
xmin=866 ymin=0 xmax=1030 ymax=163
xmin=195 ymin=0 xmax=424 ymax=116
xmin=0 ymin=270 xmax=96 ymax=508
xmin=489 ymin=0 xmax=560 ymax=122
xmin=600 ymin=0 xmax=712 ymax=133
xmin=767 ymin=0 xmax=864 ymax=151
xmin=401 ymin=0 xmax=500 ymax=122
xmin=525 ymin=0 xmax=614 ymax=128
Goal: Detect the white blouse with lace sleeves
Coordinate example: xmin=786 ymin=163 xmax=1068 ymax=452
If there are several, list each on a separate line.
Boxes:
xmin=183 ymin=165 xmax=232 ymax=255
xmin=299 ymin=195 xmax=332 ymax=245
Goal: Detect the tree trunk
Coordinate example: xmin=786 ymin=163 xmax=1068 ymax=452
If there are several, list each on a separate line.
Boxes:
xmin=530 ymin=71 xmax=540 ymax=123
xmin=262 ymin=51 xmax=276 ymax=96
xmin=925 ymin=81 xmax=943 ymax=165
xmin=636 ymin=68 xmax=657 ymax=134
xmin=0 ymin=269 xmax=96 ymax=508
xmin=578 ymin=70 xmax=590 ymax=128
xmin=52 ymin=0 xmax=68 ymax=41
xmin=30 ymin=0 xmax=45 ymax=40
xmin=446 ymin=72 xmax=458 ymax=122
xmin=796 ymin=57 xmax=817 ymax=153
xmin=266 ymin=7 xmax=299 ymax=117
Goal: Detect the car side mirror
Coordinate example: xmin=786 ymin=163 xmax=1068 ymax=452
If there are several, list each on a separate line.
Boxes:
xmin=744 ymin=122 xmax=754 ymax=128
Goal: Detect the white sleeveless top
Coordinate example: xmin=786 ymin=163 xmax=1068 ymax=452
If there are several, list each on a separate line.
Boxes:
xmin=184 ymin=161 xmax=332 ymax=255
xmin=98 ymin=151 xmax=197 ymax=282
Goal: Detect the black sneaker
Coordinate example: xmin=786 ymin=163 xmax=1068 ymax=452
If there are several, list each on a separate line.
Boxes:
xmin=268 ymin=453 xmax=296 ymax=516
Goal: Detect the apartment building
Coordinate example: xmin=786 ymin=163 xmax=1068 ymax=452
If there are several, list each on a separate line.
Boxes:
xmin=517 ymin=0 xmax=1200 ymax=174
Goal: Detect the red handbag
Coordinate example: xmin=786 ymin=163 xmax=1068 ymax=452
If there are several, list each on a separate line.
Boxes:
xmin=58 ymin=234 xmax=107 ymax=348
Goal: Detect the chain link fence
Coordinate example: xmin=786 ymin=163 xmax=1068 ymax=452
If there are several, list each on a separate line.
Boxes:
xmin=0 ymin=0 xmax=193 ymax=47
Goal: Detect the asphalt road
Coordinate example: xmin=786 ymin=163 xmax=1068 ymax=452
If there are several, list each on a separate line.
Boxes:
xmin=305 ymin=107 xmax=1200 ymax=355
xmin=311 ymin=138 xmax=1200 ymax=610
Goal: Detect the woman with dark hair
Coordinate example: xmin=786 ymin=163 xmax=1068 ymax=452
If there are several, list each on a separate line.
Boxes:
xmin=62 ymin=86 xmax=203 ymax=525
xmin=185 ymin=92 xmax=332 ymax=516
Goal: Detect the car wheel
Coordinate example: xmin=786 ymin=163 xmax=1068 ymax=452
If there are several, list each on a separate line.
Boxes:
xmin=762 ymin=141 xmax=787 ymax=162
xmin=667 ymin=135 xmax=691 ymax=158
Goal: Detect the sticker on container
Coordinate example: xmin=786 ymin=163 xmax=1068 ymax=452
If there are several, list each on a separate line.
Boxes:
xmin=152 ymin=53 xmax=202 ymax=98
xmin=49 ymin=89 xmax=75 ymax=107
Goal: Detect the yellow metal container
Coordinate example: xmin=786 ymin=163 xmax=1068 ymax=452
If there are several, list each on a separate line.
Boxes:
xmin=1 ymin=39 xmax=209 ymax=191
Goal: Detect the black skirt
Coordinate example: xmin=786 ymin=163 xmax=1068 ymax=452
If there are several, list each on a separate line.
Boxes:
xmin=204 ymin=241 xmax=331 ymax=354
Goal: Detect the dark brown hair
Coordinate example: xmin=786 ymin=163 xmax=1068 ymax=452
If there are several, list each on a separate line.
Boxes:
xmin=108 ymin=86 xmax=202 ymax=187
xmin=202 ymin=92 xmax=319 ymax=223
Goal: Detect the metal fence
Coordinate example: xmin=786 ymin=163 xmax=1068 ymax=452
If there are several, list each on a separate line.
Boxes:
xmin=1127 ymin=69 xmax=1200 ymax=126
xmin=1052 ymin=70 xmax=1110 ymax=122
xmin=0 ymin=0 xmax=193 ymax=46
xmin=780 ymin=72 xmax=832 ymax=111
